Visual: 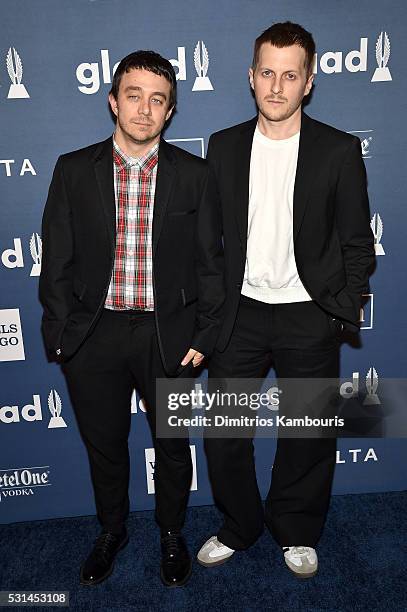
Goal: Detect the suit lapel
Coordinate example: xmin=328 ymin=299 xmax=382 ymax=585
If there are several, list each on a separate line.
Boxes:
xmin=234 ymin=117 xmax=257 ymax=250
xmin=293 ymin=112 xmax=321 ymax=240
xmin=93 ymin=137 xmax=116 ymax=251
xmin=153 ymin=139 xmax=176 ymax=255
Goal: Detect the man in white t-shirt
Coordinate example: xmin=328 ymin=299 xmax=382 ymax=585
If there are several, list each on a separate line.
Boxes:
xmin=198 ymin=22 xmax=375 ymax=577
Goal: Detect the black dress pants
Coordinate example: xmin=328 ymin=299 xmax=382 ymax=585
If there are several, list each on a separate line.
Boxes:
xmin=205 ymin=295 xmax=340 ymax=550
xmin=62 ymin=308 xmax=193 ymax=534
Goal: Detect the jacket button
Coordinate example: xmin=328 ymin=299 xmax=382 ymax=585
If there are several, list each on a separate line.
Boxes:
xmin=236 ymin=283 xmax=242 ymax=289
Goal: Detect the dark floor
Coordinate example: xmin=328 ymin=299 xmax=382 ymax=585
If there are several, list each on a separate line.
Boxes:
xmin=1 ymin=491 xmax=406 ymax=612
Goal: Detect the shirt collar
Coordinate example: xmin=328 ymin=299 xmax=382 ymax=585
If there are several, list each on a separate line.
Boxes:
xmin=113 ymin=137 xmax=159 ymax=175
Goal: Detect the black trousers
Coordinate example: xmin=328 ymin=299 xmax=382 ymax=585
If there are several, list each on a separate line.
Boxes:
xmin=205 ymin=295 xmax=340 ymax=550
xmin=62 ymin=308 xmax=193 ymax=534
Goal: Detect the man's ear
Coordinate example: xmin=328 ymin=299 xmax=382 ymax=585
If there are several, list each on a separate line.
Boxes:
xmin=108 ymin=93 xmax=118 ymax=117
xmin=165 ymin=105 xmax=174 ymax=122
xmin=248 ymin=68 xmax=254 ymax=90
xmin=304 ymin=73 xmax=314 ymax=96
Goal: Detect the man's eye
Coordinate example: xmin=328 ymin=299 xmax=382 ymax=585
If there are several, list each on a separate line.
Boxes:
xmin=151 ymin=98 xmax=163 ymax=104
xmin=286 ymin=73 xmax=296 ymax=80
xmin=262 ymin=70 xmax=272 ymax=77
xmin=129 ymin=95 xmax=139 ymax=100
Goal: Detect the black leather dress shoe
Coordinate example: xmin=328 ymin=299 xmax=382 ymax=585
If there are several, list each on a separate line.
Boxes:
xmin=160 ymin=531 xmax=192 ymax=587
xmin=80 ymin=529 xmax=129 ymax=586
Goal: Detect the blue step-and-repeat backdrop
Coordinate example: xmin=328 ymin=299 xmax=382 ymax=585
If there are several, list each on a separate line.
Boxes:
xmin=1 ymin=1 xmax=406 ymax=524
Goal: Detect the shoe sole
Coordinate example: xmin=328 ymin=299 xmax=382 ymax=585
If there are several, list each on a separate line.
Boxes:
xmin=197 ymin=554 xmax=234 ymax=568
xmin=287 ymin=566 xmax=318 ymax=579
xmin=79 ymin=534 xmax=129 ymax=586
xmin=160 ymin=562 xmax=192 ymax=587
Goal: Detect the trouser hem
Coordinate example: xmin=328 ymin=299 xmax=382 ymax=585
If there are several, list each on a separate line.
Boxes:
xmin=217 ymin=526 xmax=264 ymax=551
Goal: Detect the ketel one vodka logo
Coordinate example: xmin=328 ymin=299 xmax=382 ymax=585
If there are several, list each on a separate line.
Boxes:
xmin=0 ymin=466 xmax=50 ymax=502
xmin=371 ymin=32 xmax=392 ymax=82
xmin=340 ymin=367 xmax=380 ymax=405
xmin=192 ymin=41 xmax=213 ymax=91
xmin=347 ymin=130 xmax=373 ymax=159
xmin=370 ymin=213 xmax=385 ymax=255
xmin=48 ymin=389 xmax=66 ymax=428
xmin=6 ymin=47 xmax=30 ymax=98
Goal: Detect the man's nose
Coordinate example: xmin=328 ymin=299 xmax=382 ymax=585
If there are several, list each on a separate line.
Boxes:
xmin=271 ymin=76 xmax=283 ymax=95
xmin=138 ymin=98 xmax=151 ymax=115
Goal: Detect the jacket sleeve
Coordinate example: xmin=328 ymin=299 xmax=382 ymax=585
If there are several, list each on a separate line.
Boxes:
xmin=190 ymin=158 xmax=225 ymax=356
xmin=38 ymin=156 xmax=74 ymax=359
xmin=335 ymin=137 xmax=375 ymax=331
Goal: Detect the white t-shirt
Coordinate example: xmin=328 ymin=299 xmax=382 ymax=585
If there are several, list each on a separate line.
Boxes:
xmin=241 ymin=125 xmax=312 ymax=304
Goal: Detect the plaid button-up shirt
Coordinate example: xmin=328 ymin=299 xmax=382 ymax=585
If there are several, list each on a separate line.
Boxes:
xmin=104 ymin=138 xmax=158 ymax=311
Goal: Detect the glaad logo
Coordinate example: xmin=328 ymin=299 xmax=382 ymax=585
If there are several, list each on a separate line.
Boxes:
xmin=312 ymin=32 xmax=392 ymax=81
xmin=1 ymin=234 xmax=42 ymax=275
xmin=313 ymin=38 xmax=367 ymax=74
xmin=371 ymin=213 xmax=385 ymax=255
xmin=0 ymin=389 xmax=67 ymax=427
xmin=0 ymin=466 xmax=51 ymax=503
xmin=145 ymin=445 xmax=197 ymax=494
xmin=371 ymin=32 xmax=392 ymax=82
xmin=6 ymin=47 xmax=29 ymax=98
xmin=29 ymin=233 xmax=42 ymax=276
xmin=130 ymin=390 xmax=147 ymax=414
xmin=339 ymin=367 xmax=380 ymax=405
xmin=76 ymin=43 xmax=214 ymax=94
xmin=365 ymin=367 xmax=380 ymax=405
xmin=192 ymin=41 xmax=213 ymax=91
xmin=360 ymin=293 xmax=374 ymax=330
xmin=48 ymin=389 xmax=67 ymax=428
xmin=0 ymin=309 xmax=25 ymax=362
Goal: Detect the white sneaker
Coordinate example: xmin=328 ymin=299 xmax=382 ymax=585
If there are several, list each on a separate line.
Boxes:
xmin=197 ymin=536 xmax=235 ymax=567
xmin=283 ymin=546 xmax=318 ymax=578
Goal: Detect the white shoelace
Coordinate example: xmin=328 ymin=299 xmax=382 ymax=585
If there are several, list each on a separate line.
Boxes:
xmin=290 ymin=546 xmax=309 ymax=557
xmin=283 ymin=546 xmax=313 ymax=559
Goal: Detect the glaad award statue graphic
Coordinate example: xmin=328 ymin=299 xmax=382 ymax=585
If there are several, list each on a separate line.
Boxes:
xmin=30 ymin=233 xmax=42 ymax=277
xmin=48 ymin=390 xmax=67 ymax=429
xmin=192 ymin=41 xmax=213 ymax=91
xmin=371 ymin=213 xmax=385 ymax=255
xmin=6 ymin=47 xmax=30 ymax=99
xmin=371 ymin=31 xmax=392 ymax=82
xmin=361 ymin=137 xmax=373 ymax=158
xmin=364 ymin=368 xmax=380 ymax=406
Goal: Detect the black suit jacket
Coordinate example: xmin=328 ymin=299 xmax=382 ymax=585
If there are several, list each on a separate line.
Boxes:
xmin=39 ymin=136 xmax=224 ymax=375
xmin=207 ymin=112 xmax=375 ymax=352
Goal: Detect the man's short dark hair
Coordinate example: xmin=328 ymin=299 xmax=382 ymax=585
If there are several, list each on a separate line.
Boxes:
xmin=252 ymin=22 xmax=315 ymax=75
xmin=110 ymin=50 xmax=177 ymax=109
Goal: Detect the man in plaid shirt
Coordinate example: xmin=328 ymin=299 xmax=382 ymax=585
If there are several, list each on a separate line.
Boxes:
xmin=39 ymin=51 xmax=224 ymax=588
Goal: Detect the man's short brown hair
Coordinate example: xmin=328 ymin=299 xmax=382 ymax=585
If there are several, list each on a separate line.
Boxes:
xmin=110 ymin=50 xmax=177 ymax=109
xmin=252 ymin=21 xmax=315 ymax=75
